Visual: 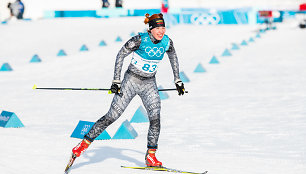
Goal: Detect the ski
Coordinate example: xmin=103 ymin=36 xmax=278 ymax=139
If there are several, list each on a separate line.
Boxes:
xmin=64 ymin=153 xmax=77 ymax=174
xmin=121 ymin=166 xmax=208 ymax=174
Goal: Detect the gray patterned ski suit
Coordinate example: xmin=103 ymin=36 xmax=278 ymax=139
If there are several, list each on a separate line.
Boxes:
xmin=85 ymin=32 xmax=180 ymax=149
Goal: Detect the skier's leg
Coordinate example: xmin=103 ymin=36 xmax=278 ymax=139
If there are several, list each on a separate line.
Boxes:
xmin=72 ymin=73 xmax=137 ymax=157
xmin=85 ymin=74 xmax=137 ymax=141
xmin=140 ymin=80 xmax=161 ymax=148
xmin=139 ymin=79 xmax=162 ymax=166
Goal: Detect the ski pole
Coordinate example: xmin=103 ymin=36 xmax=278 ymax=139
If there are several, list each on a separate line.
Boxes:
xmin=32 ymin=85 xmax=109 ymax=91
xmin=32 ymin=85 xmax=188 ymax=93
xmin=33 ymin=85 xmax=123 ymax=96
xmin=158 ymin=88 xmax=188 ymax=93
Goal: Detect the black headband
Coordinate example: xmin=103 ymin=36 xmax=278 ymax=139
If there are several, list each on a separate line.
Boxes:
xmin=148 ymin=18 xmax=165 ymax=30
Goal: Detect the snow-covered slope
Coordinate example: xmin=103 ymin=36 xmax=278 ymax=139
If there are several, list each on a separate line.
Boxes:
xmin=0 ymin=16 xmax=306 ymax=174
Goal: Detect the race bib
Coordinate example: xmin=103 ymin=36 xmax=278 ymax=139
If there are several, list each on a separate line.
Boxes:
xmin=131 ymin=53 xmax=161 ymax=73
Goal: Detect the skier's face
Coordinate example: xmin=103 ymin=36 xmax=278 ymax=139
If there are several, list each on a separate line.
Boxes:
xmin=151 ymin=27 xmax=166 ymax=40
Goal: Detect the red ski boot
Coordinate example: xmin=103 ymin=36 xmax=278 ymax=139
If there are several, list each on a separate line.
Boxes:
xmin=145 ymin=149 xmax=163 ymax=167
xmin=72 ymin=139 xmax=91 ymax=157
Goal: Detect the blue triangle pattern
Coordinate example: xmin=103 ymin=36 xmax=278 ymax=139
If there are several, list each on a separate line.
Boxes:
xmin=249 ymin=37 xmax=255 ymax=42
xmin=99 ymin=40 xmax=107 ymax=46
xmin=179 ymin=71 xmax=190 ymax=83
xmin=57 ymin=49 xmax=67 ymax=56
xmin=222 ymin=49 xmax=232 ymax=56
xmin=96 ymin=130 xmax=112 ymax=140
xmin=115 ymin=36 xmax=122 ymax=42
xmin=0 ymin=63 xmax=13 ymax=71
xmin=130 ymin=32 xmax=136 ymax=37
xmin=241 ymin=40 xmax=248 ymax=46
xmin=158 ymin=86 xmax=169 ymax=100
xmin=231 ymin=43 xmax=240 ymax=50
xmin=130 ymin=106 xmax=149 ymax=123
xmin=80 ymin=44 xmax=89 ymax=51
xmin=159 ymin=91 xmax=169 ymax=100
xmin=209 ymin=56 xmax=219 ymax=64
xmin=112 ymin=120 xmax=138 ymax=139
xmin=194 ymin=63 xmax=206 ymax=73
xmin=30 ymin=54 xmax=42 ymax=63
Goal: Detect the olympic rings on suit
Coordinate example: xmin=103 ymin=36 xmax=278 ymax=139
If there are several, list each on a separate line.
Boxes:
xmin=145 ymin=46 xmax=165 ymax=57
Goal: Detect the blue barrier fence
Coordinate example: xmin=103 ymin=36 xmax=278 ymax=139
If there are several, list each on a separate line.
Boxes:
xmin=42 ymin=8 xmax=291 ymax=25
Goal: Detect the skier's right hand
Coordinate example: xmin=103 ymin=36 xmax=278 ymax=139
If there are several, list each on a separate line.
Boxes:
xmin=110 ymin=80 xmax=121 ymax=94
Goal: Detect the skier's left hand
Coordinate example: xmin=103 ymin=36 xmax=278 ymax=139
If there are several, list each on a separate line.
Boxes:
xmin=175 ymin=79 xmax=185 ymax=95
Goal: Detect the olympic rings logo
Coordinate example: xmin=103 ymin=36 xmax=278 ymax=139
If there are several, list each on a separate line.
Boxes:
xmin=190 ymin=13 xmax=220 ymax=25
xmin=145 ymin=47 xmax=164 ymax=57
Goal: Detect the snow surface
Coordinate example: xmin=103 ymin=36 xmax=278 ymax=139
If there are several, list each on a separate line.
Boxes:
xmin=1 ymin=16 xmax=306 ymax=174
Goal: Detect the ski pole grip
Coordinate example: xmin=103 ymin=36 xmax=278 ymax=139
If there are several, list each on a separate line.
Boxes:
xmin=108 ymin=90 xmax=123 ymax=97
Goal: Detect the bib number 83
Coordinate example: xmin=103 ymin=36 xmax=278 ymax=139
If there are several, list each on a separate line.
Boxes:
xmin=142 ymin=64 xmax=157 ymax=73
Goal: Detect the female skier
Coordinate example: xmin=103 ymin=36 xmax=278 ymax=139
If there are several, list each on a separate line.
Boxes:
xmin=71 ymin=13 xmax=185 ymax=167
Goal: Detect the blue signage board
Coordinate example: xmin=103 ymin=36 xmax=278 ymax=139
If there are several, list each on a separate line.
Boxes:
xmin=0 ymin=111 xmax=24 ymax=128
xmin=70 ymin=120 xmax=111 ymax=140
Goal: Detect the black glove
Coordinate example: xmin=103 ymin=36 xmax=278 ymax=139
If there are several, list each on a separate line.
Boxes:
xmin=110 ymin=80 xmax=121 ymax=94
xmin=175 ymin=79 xmax=185 ymax=96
